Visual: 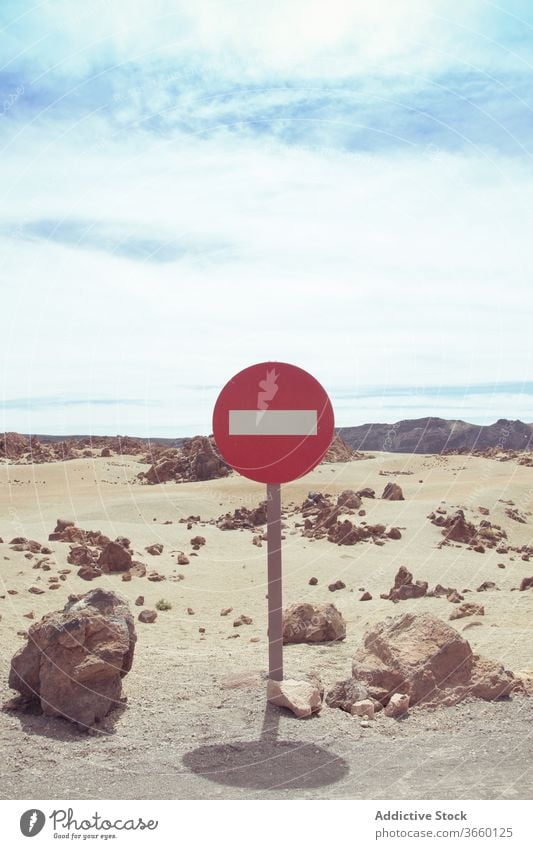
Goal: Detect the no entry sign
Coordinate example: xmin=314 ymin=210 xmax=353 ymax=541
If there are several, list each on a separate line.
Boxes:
xmin=213 ymin=362 xmax=334 ymax=684
xmin=212 ymin=361 xmax=334 ymax=484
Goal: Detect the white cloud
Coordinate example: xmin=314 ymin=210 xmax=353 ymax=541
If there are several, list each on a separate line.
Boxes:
xmin=2 ymin=0 xmax=517 ymax=82
xmin=0 ymin=1 xmax=531 ymax=433
xmin=1 ymin=125 xmax=531 ymax=432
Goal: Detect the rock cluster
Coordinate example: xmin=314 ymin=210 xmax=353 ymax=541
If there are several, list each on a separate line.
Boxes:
xmin=48 ymin=521 xmax=148 ymax=583
xmin=0 ymin=432 xmax=148 ymax=464
xmin=9 ymin=537 xmax=51 ymax=555
xmin=383 ymin=566 xmax=428 ymax=601
xmin=216 ymin=503 xmax=267 ymax=530
xmin=429 ymin=508 xmax=507 ymax=550
xmin=296 ymin=491 xmax=401 ymax=547
xmin=138 ymin=436 xmax=230 ymax=484
xmin=8 ymin=589 xmax=136 ymax=728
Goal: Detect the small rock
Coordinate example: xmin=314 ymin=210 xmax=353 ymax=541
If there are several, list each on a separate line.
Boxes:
xmin=308 ymin=577 xmax=318 ymax=586
xmin=130 ymin=561 xmax=147 ymax=578
xmin=220 ymin=607 xmax=233 ymax=616
xmin=138 ymin=609 xmax=157 ymax=623
xmin=360 ymin=591 xmax=372 ymax=601
xmin=77 ymin=565 xmax=101 ymax=581
xmin=187 ymin=607 xmax=195 ymax=615
xmin=328 ymin=580 xmax=346 ymax=592
xmin=356 ymin=488 xmax=375 ymax=499
xmin=477 ymin=581 xmax=498 ymax=592
xmin=384 ymin=693 xmax=410 ymax=717
xmin=135 ymin=596 xmax=144 ymax=606
xmin=233 ymin=614 xmax=253 ymax=627
xmin=177 ymin=554 xmax=189 ymax=565
xmin=54 ymin=519 xmax=75 ymax=533
xmin=267 ymin=678 xmax=322 ymax=718
xmin=351 ymin=699 xmax=375 ymax=719
xmin=449 ymin=602 xmax=484 ymax=620
xmin=447 ymin=590 xmax=464 ymax=603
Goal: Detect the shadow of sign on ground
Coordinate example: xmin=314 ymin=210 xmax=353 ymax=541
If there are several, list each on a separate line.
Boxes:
xmin=182 ymin=704 xmax=349 ymax=791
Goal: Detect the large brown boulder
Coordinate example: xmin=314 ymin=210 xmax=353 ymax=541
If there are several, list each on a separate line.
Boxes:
xmin=8 ymin=589 xmax=136 ymax=729
xmin=350 ymin=612 xmax=515 ymax=708
xmin=98 ymin=541 xmax=132 ymax=572
xmin=381 ymin=482 xmax=404 ymax=501
xmin=283 ymin=602 xmax=346 ymax=644
xmin=441 ymin=510 xmax=477 ymax=544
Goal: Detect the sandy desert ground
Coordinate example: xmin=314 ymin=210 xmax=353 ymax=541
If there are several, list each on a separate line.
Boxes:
xmin=0 ymin=451 xmax=532 ymax=800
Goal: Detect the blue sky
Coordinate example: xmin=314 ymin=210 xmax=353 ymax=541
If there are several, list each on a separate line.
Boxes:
xmin=0 ymin=1 xmax=532 ymax=435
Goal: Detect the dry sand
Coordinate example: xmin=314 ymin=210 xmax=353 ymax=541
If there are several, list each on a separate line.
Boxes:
xmin=0 ymin=452 xmax=532 ymax=799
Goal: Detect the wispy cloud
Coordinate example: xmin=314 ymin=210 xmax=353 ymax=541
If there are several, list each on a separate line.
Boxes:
xmin=4 ymin=218 xmax=229 ymax=264
xmin=1 ymin=396 xmax=158 ymax=410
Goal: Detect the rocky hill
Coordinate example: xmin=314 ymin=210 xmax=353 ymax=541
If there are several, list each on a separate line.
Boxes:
xmin=0 ymin=433 xmax=185 ymax=463
xmin=338 ymin=418 xmax=533 ymax=455
xmin=2 ymin=419 xmax=532 ymax=465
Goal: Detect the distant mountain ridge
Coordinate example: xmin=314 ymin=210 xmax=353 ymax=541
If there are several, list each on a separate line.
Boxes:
xmin=338 ymin=417 xmax=533 ymax=454
xmin=2 ymin=418 xmax=533 ymax=460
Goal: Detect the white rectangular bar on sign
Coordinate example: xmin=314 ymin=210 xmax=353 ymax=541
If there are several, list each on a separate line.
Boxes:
xmin=229 ymin=409 xmax=318 ymax=436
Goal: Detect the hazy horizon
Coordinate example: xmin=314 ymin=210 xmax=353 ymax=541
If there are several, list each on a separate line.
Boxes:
xmin=2 ymin=380 xmax=532 ymax=437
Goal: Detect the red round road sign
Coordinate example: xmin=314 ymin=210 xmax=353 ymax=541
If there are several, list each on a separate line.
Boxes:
xmin=212 ymin=361 xmax=334 ymax=484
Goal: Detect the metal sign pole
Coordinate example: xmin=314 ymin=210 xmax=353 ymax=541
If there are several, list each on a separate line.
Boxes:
xmin=266 ymin=482 xmax=283 ymax=681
